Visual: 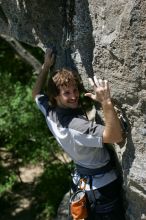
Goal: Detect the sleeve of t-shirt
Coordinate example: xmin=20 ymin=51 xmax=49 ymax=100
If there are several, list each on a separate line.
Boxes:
xmin=35 ymin=94 xmax=50 ymax=117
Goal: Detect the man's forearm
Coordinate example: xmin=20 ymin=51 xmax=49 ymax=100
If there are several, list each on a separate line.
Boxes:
xmin=102 ymin=100 xmax=123 ymax=143
xmin=32 ymin=64 xmax=50 ymax=99
xmin=32 ymin=48 xmax=55 ymax=99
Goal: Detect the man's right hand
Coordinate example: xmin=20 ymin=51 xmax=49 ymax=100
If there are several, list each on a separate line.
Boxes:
xmin=44 ymin=48 xmax=55 ymax=69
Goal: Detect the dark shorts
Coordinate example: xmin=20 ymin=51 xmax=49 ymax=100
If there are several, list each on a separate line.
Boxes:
xmin=86 ymin=179 xmax=126 ymax=220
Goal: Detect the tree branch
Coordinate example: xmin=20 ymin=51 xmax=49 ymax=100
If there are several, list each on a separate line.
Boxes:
xmin=1 ymin=34 xmax=42 ymax=74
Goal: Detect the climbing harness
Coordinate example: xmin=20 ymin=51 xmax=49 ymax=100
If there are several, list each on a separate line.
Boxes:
xmin=69 ymin=163 xmax=121 ymax=220
xmin=75 ymin=161 xmax=113 ymax=176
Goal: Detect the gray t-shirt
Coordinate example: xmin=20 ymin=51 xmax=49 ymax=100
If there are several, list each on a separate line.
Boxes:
xmin=35 ymin=94 xmax=117 ymax=189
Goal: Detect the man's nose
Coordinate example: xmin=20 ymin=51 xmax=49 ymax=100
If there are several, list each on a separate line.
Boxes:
xmin=70 ymin=92 xmax=76 ymax=99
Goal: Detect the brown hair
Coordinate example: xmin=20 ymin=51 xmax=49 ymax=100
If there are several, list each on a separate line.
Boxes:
xmin=47 ymin=68 xmax=84 ymax=106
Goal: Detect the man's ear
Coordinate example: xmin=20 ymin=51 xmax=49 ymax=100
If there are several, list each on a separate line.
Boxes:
xmin=54 ymin=95 xmax=59 ymax=103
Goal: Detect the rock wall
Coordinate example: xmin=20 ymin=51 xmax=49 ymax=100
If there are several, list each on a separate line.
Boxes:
xmin=0 ymin=0 xmax=146 ymax=219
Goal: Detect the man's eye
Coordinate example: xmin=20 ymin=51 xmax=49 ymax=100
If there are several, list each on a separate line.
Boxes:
xmin=64 ymin=92 xmax=70 ymax=95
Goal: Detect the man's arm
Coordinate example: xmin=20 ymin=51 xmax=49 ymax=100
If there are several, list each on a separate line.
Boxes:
xmin=32 ymin=48 xmax=55 ymax=99
xmin=85 ymin=77 xmax=123 ymax=144
xmin=101 ymin=100 xmax=123 ymax=143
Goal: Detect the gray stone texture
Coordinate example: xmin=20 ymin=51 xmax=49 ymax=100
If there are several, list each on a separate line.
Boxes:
xmin=0 ymin=0 xmax=146 ymax=219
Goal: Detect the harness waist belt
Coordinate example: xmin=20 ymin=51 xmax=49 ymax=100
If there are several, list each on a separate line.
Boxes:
xmin=75 ymin=161 xmax=113 ymax=176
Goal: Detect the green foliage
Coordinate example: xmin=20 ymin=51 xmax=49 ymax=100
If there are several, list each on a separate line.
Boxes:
xmin=0 ymin=37 xmax=70 ymax=219
xmin=0 ymin=164 xmax=17 ymax=196
xmin=0 ymin=38 xmax=43 ymax=84
xmin=0 ymin=72 xmax=61 ymax=164
xmin=35 ymin=162 xmax=71 ymax=219
xmin=22 ymin=42 xmax=44 ymax=63
xmin=0 ymin=38 xmax=32 ymax=84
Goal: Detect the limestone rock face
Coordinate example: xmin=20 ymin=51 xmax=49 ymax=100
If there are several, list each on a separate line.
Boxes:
xmin=1 ymin=0 xmax=146 ymax=219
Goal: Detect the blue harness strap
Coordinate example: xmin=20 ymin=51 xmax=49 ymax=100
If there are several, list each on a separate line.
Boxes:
xmin=75 ymin=161 xmax=113 ymax=176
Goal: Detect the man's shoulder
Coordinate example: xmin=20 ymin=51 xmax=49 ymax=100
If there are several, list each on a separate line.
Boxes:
xmin=35 ymin=93 xmax=54 ymax=116
xmin=35 ymin=93 xmax=48 ymax=102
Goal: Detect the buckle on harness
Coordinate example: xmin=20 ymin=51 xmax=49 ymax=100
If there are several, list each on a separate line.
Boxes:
xmin=79 ymin=178 xmax=87 ymax=190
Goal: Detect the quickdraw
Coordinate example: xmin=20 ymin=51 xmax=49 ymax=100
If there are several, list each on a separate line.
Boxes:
xmin=114 ymin=105 xmax=129 ymax=134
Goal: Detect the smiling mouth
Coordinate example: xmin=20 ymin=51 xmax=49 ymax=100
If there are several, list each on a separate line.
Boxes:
xmin=69 ymin=100 xmax=78 ymax=104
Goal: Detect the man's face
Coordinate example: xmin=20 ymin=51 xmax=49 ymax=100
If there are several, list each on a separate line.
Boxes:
xmin=55 ymin=84 xmax=79 ymax=109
